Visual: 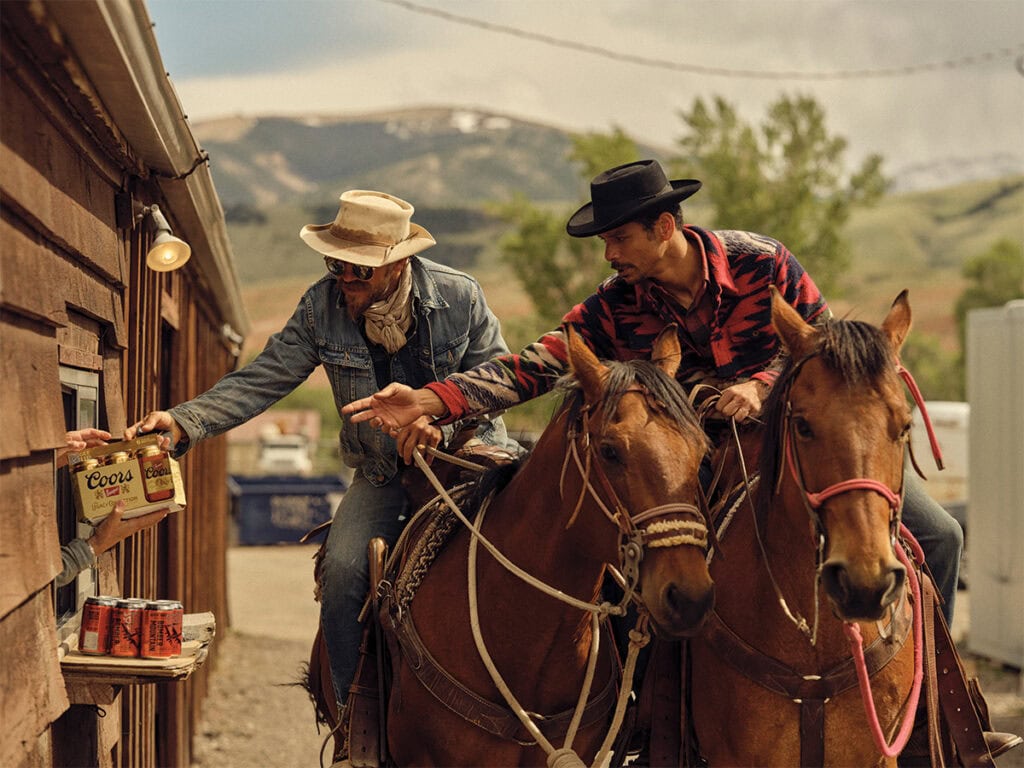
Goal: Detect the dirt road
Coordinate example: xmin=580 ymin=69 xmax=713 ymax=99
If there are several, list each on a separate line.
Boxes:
xmin=191 ymin=545 xmax=1024 ymax=768
xmin=190 ymin=545 xmax=325 ymax=768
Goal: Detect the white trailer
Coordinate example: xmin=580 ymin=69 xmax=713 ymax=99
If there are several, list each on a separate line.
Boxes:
xmin=911 ymin=400 xmax=969 ymax=528
xmin=966 ymin=299 xmax=1024 ymax=669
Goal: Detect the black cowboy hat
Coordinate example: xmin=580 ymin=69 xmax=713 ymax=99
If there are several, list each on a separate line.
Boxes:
xmin=566 ymin=159 xmax=702 ymax=237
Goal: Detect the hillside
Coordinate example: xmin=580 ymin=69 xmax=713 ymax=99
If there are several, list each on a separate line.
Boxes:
xmin=225 ymin=173 xmax=1024 ymax=351
xmin=835 ymin=175 xmax=1024 ymax=343
xmin=196 ymin=107 xmax=667 ymax=209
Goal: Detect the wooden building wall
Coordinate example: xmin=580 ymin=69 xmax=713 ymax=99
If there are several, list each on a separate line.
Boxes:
xmin=1 ymin=3 xmax=244 ymax=766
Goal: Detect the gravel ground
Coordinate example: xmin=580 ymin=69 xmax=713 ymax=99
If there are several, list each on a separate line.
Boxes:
xmin=190 ymin=545 xmax=327 ymax=768
xmin=191 ymin=545 xmax=1024 ymax=768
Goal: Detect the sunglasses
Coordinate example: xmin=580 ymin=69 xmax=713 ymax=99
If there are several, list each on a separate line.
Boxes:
xmin=325 ymin=257 xmax=375 ymax=280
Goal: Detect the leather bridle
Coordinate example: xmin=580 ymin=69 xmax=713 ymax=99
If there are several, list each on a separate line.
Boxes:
xmin=564 ymin=385 xmax=713 ymax=612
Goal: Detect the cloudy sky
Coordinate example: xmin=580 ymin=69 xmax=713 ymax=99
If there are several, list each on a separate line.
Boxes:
xmin=147 ymin=0 xmax=1023 ymax=176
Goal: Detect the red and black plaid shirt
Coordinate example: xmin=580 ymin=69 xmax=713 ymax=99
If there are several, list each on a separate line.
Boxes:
xmin=428 ymin=225 xmax=829 ymax=422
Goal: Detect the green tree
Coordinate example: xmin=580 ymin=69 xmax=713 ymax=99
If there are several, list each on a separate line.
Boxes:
xmin=899 ymin=332 xmax=963 ymax=401
xmin=954 ymin=238 xmax=1024 ymax=349
xmin=671 ymin=94 xmax=887 ymax=296
xmin=567 ymin=127 xmax=640 ymax=185
xmin=903 ymin=239 xmax=1023 ymax=402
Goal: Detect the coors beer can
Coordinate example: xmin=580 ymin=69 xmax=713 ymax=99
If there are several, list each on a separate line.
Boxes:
xmin=79 ymin=596 xmax=117 ymax=655
xmin=140 ymin=600 xmax=183 ymax=658
xmin=109 ymin=598 xmax=147 ymax=657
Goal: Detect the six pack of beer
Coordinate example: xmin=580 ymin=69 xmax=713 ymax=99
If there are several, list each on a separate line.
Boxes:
xmin=67 ymin=434 xmax=187 ymax=523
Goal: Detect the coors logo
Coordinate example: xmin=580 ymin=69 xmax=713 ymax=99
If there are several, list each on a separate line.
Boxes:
xmin=85 ymin=468 xmax=134 ymax=489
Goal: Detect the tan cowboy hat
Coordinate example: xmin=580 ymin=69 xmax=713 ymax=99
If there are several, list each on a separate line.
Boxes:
xmin=299 ymin=190 xmax=435 ymax=267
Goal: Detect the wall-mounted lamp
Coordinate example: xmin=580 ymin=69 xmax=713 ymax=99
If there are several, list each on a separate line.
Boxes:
xmin=139 ymin=204 xmax=191 ymax=272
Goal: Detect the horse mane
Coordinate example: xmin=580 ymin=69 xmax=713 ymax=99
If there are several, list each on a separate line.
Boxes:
xmin=560 ymin=357 xmax=707 ymax=448
xmin=755 ymin=317 xmax=897 ymax=515
xmin=464 ymin=460 xmax=523 ymax=512
xmin=453 ymin=357 xmax=707 ymax=522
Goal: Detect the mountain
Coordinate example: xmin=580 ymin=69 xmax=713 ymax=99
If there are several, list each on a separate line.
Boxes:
xmin=194 ymin=107 xmax=1023 ymax=211
xmin=193 ymin=107 xmax=669 ymax=209
xmin=194 ymin=107 xmax=1023 ymax=375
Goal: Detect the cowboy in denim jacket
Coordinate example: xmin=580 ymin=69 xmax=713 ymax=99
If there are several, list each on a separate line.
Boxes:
xmin=126 ymin=190 xmax=520 ymax=712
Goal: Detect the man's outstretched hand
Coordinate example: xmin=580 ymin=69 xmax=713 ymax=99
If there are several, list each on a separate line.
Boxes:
xmin=342 ymin=383 xmax=443 ymax=432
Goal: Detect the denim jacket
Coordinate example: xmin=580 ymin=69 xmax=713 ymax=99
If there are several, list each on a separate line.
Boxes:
xmin=169 ymin=256 xmax=518 ymax=485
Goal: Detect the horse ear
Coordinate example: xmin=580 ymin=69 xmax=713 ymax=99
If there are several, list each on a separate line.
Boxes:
xmin=770 ymin=285 xmax=817 ymax=359
xmin=651 ymin=324 xmax=682 ymax=378
xmin=881 ymin=290 xmax=912 ymax=355
xmin=565 ymin=326 xmax=606 ymax=402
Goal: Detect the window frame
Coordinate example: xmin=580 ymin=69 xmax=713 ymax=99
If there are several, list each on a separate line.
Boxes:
xmin=55 ymin=365 xmax=102 ymax=639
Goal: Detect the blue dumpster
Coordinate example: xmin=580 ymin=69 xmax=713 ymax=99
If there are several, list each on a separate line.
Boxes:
xmin=228 ymin=475 xmax=348 ymax=545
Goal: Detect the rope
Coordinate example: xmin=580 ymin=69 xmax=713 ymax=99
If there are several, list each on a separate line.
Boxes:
xmin=843 ymin=535 xmax=924 ymax=758
xmin=414 ymin=444 xmax=650 ymax=766
xmin=410 ymin=449 xmax=615 ymax=616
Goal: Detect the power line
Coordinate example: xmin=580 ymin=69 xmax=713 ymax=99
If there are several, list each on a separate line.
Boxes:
xmin=379 ymin=0 xmax=1024 ymax=81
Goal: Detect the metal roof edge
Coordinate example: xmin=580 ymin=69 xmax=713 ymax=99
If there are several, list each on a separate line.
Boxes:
xmin=48 ymin=0 xmax=250 ymax=335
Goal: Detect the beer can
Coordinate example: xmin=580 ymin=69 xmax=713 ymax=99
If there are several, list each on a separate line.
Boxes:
xmin=137 ymin=444 xmax=175 ymax=502
xmin=72 ymin=457 xmax=101 ymax=474
xmin=109 ymin=598 xmax=147 ymax=657
xmin=79 ymin=596 xmax=117 ymax=655
xmin=140 ymin=600 xmax=184 ymax=658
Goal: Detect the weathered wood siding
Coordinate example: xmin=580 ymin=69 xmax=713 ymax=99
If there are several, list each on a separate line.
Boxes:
xmin=1 ymin=2 xmax=246 ymax=766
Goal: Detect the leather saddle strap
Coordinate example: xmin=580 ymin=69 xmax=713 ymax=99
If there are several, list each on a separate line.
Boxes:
xmin=921 ymin=577 xmax=945 ymax=768
xmin=640 ymin=637 xmax=683 ymax=767
xmin=929 ymin=589 xmax=995 ymax=767
xmin=703 ymin=606 xmax=910 ymax=767
xmin=386 ymin=599 xmax=618 ymax=743
xmin=703 ymin=606 xmax=911 ymax=702
xmin=801 ymin=698 xmax=826 ymax=768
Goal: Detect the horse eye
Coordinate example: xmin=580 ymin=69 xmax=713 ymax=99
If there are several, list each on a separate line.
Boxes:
xmin=793 ymin=416 xmax=814 ymax=440
xmin=599 ymin=443 xmax=621 ymax=463
xmin=899 ymin=422 xmax=912 ymax=441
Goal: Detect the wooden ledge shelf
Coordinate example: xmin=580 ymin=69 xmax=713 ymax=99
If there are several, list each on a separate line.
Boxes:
xmin=60 ymin=612 xmax=215 ymax=700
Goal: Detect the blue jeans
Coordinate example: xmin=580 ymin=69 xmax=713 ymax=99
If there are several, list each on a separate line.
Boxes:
xmin=319 ymin=472 xmax=409 ymax=705
xmin=901 ymin=466 xmax=963 ymax=626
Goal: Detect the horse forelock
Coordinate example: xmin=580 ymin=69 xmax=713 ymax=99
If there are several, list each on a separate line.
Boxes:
xmin=561 ymin=358 xmax=707 ymax=449
xmin=756 ymin=317 xmax=897 ymax=515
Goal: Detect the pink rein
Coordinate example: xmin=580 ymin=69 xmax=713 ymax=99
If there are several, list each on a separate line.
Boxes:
xmin=843 ymin=525 xmax=925 ymax=758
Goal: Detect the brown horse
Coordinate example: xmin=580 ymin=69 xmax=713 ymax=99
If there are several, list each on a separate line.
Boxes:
xmin=689 ymin=289 xmax=919 ymax=767
xmin=346 ymin=326 xmax=715 ymax=766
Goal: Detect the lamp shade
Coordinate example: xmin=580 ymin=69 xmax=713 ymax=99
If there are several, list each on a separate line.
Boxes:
xmin=144 ymin=204 xmax=191 ymax=271
xmin=146 ymin=232 xmax=191 ymax=271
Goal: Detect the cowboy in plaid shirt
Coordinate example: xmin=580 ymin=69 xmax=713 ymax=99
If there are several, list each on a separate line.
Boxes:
xmin=345 ymin=160 xmax=963 ymax=636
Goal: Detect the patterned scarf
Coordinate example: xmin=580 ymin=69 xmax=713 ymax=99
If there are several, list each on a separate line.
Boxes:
xmin=362 ymin=262 xmax=413 ymax=353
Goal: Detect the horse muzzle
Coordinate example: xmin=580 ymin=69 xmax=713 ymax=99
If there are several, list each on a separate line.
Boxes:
xmin=821 ymin=558 xmax=906 ymax=622
xmin=649 ymin=577 xmax=716 ymax=638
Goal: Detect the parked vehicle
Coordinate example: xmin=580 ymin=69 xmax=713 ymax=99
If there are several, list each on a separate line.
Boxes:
xmin=258 ymin=429 xmax=314 ymax=475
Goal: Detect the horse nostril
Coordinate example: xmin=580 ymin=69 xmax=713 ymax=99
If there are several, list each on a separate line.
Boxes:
xmin=880 ymin=564 xmax=907 ymax=608
xmin=821 ymin=562 xmax=850 ymax=605
xmin=665 ymin=581 xmax=715 ymax=625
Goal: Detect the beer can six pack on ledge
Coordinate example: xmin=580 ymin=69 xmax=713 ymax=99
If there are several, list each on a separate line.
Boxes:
xmin=80 ymin=596 xmax=184 ymax=658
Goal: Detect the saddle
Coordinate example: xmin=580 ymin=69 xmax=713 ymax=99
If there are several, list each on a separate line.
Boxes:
xmin=339 ymin=438 xmax=522 ymax=767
